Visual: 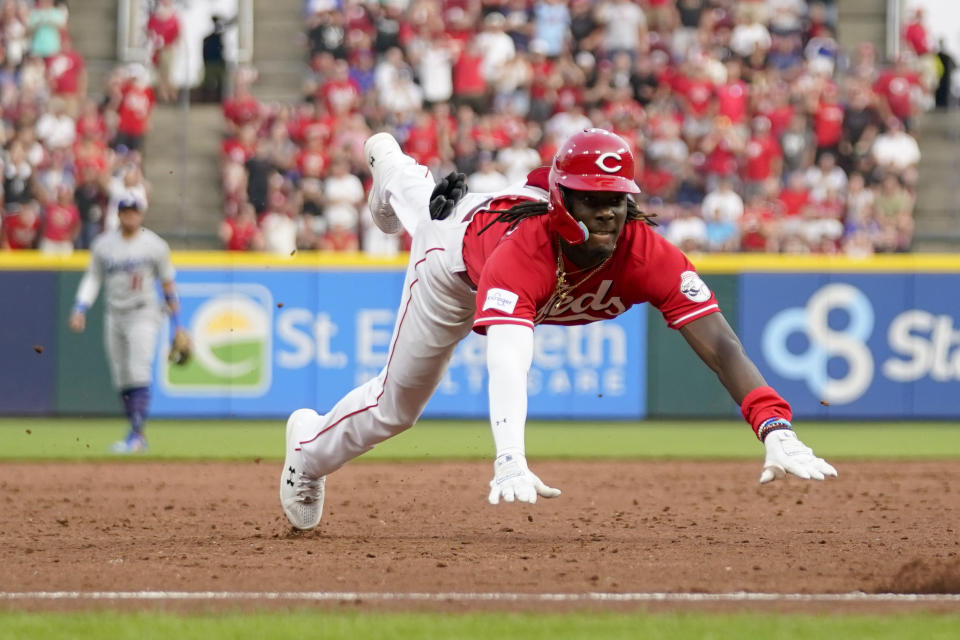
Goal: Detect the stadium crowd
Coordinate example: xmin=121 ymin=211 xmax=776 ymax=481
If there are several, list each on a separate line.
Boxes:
xmin=219 ymin=0 xmax=936 ymax=257
xmin=0 ymin=0 xmax=156 ymax=254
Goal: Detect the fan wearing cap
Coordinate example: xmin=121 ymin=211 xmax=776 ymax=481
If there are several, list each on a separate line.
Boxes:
xmin=278 ymin=129 xmax=836 ymax=532
xmin=69 ymin=196 xmax=180 ymax=454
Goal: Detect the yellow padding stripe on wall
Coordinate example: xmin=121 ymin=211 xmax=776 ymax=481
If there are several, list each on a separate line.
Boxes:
xmin=2 ymin=250 xmax=960 ymax=273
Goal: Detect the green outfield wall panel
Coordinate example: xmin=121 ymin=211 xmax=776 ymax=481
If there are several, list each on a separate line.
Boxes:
xmin=55 ymin=271 xmax=123 ymax=415
xmin=646 ymin=274 xmax=739 ymax=418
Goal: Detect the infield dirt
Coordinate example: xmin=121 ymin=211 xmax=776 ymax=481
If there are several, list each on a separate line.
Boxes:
xmin=1 ymin=460 xmax=958 ymax=612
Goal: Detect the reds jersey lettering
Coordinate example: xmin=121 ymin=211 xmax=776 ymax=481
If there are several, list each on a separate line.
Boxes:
xmin=541 ymin=280 xmax=627 ymax=323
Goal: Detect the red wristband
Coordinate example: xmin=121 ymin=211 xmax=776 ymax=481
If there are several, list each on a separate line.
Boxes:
xmin=740 ymin=386 xmax=793 ymax=440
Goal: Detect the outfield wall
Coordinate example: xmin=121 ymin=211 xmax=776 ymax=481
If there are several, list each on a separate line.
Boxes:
xmin=2 ymin=251 xmax=959 ymax=420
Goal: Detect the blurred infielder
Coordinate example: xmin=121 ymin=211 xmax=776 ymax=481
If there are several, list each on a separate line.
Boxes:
xmin=280 ymin=129 xmax=837 ymax=530
xmin=69 ymin=198 xmax=189 ymax=453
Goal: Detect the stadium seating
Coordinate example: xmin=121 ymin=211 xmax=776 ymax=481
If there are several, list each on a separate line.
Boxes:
xmin=0 ymin=0 xmax=155 ymax=253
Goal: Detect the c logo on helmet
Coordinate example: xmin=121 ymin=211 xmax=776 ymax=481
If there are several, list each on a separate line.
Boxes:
xmin=594 ymin=152 xmax=622 ymax=173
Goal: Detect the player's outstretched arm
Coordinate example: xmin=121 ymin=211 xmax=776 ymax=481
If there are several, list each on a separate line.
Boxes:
xmin=486 ymin=324 xmax=561 ymax=504
xmin=70 ymin=252 xmax=104 ymax=333
xmin=679 ymin=313 xmax=838 ymax=484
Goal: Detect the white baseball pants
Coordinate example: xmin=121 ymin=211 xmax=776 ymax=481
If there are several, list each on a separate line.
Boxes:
xmin=105 ymin=306 xmax=162 ymax=389
xmin=297 ymin=159 xmax=478 ymax=478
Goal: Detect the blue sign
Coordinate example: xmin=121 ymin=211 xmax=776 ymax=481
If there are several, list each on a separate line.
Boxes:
xmin=740 ymin=273 xmax=960 ymax=418
xmin=151 ymin=269 xmax=646 ymax=419
xmin=0 ymin=272 xmax=57 ymax=413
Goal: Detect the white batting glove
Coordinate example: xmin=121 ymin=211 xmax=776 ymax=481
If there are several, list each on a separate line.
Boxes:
xmin=488 ymin=451 xmax=561 ymax=505
xmin=760 ymin=422 xmax=838 ymax=484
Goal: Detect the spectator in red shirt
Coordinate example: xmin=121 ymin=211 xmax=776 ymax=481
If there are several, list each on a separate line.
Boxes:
xmin=452 ymin=37 xmax=487 ymax=114
xmin=777 ymin=171 xmax=811 ymax=218
xmin=873 ymin=56 xmax=923 ymax=128
xmin=75 ymin=98 xmax=108 ymax=142
xmin=405 ymin=110 xmax=441 ymax=167
xmin=110 ymin=66 xmax=155 ymax=153
xmin=674 ymin=62 xmax=716 ymax=136
xmin=220 ymin=202 xmax=264 ymax=251
xmin=39 ymin=187 xmax=80 ymax=254
xmin=222 ymin=124 xmax=258 ymax=165
xmin=73 ymin=134 xmax=109 ymax=178
xmin=2 ymin=202 xmax=41 ymax=250
xmin=700 ymin=120 xmax=743 ymax=183
xmin=321 ymin=222 xmax=359 ymax=252
xmin=812 ymin=83 xmax=844 ymax=158
xmin=902 ymin=8 xmax=932 ymax=57
xmin=639 ymin=155 xmax=676 ymax=199
xmin=742 ymin=116 xmax=783 ymax=198
xmin=319 ymin=59 xmax=360 ymax=115
xmin=46 ymin=37 xmax=86 ymax=117
xmin=740 ymin=191 xmax=780 ymax=252
xmin=287 ymin=101 xmax=333 ymax=145
xmin=223 ymin=70 xmax=262 ymax=132
xmin=147 ymin=0 xmax=181 ymax=103
xmin=716 ymin=58 xmax=749 ymax=125
xmin=296 ymin=128 xmax=328 ymax=181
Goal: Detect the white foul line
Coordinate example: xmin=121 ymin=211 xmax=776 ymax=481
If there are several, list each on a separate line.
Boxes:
xmin=0 ymin=591 xmax=959 ymax=603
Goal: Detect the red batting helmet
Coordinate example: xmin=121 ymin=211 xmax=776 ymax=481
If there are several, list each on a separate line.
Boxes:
xmin=548 ymin=129 xmax=641 ymax=245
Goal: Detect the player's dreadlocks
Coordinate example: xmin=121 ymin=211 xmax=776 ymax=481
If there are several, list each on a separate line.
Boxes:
xmin=476 ymin=195 xmax=657 ymax=236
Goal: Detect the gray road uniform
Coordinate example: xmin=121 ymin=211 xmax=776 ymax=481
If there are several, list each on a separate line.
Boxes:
xmin=74 ymin=228 xmax=176 ymax=389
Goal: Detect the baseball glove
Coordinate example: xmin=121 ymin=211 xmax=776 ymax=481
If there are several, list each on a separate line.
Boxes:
xmin=168 ymin=328 xmax=192 ymax=366
xmin=429 ymin=171 xmax=469 ymax=221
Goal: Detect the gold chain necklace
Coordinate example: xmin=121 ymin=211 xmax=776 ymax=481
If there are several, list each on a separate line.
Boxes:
xmin=552 ymin=242 xmax=610 ymax=310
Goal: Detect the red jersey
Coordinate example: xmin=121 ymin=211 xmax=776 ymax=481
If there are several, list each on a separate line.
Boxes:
xmin=675 ymin=76 xmax=714 ymax=117
xmin=903 ymin=22 xmax=931 ymax=56
xmin=640 ymin=165 xmax=675 ymax=197
xmin=743 ymin=134 xmax=782 ymax=181
xmin=319 ymin=78 xmax=359 ymax=114
xmin=453 ymin=50 xmax=485 ymax=95
xmin=873 ymin=70 xmax=921 ymax=120
xmin=224 ymin=216 xmax=259 ymax=251
xmin=47 ymin=50 xmax=84 ymax=95
xmin=73 ymin=140 xmax=109 ymax=176
xmin=296 ymin=149 xmax=328 ymax=179
xmin=405 ymin=122 xmax=440 ymax=165
xmin=777 ymin=188 xmax=809 ymax=217
xmin=716 ymin=80 xmax=749 ymax=124
xmin=42 ymin=204 xmax=80 ymax=242
xmin=814 ymin=101 xmax=844 ymax=148
xmin=704 ymin=139 xmax=738 ymax=177
xmin=76 ymin=112 xmax=107 ymax=141
xmin=222 ymin=137 xmax=256 ymax=163
xmin=3 ymin=212 xmax=41 ymax=249
xmin=117 ymin=84 xmax=155 ymax=136
xmin=147 ymin=13 xmax=180 ymax=47
xmin=223 ymin=95 xmax=261 ymax=127
xmin=759 ymin=103 xmax=794 ymax=137
xmin=289 ymin=114 xmax=334 ymax=145
xmin=462 ymin=202 xmax=719 ymax=333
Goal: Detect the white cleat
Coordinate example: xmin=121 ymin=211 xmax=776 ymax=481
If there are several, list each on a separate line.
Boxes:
xmin=280 ymin=408 xmax=325 ymax=530
xmin=111 ymin=431 xmax=148 ymax=454
xmin=363 ymin=132 xmax=412 ymax=234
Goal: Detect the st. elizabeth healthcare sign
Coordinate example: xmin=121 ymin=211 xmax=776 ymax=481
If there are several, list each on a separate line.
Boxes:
xmin=150 ymin=267 xmax=646 ymax=419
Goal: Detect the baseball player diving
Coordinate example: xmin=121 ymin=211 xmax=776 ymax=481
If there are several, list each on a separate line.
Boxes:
xmin=280 ymin=128 xmax=837 ymax=530
xmin=69 ymin=198 xmax=186 ymax=453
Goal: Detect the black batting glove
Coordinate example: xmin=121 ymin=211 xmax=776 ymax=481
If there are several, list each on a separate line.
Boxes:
xmin=429 ymin=171 xmax=469 ymax=220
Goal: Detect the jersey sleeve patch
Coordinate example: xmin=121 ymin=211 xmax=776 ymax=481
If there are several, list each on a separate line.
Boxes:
xmin=679 ymin=270 xmax=711 ymax=303
xmin=482 ymin=288 xmax=519 ymax=314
